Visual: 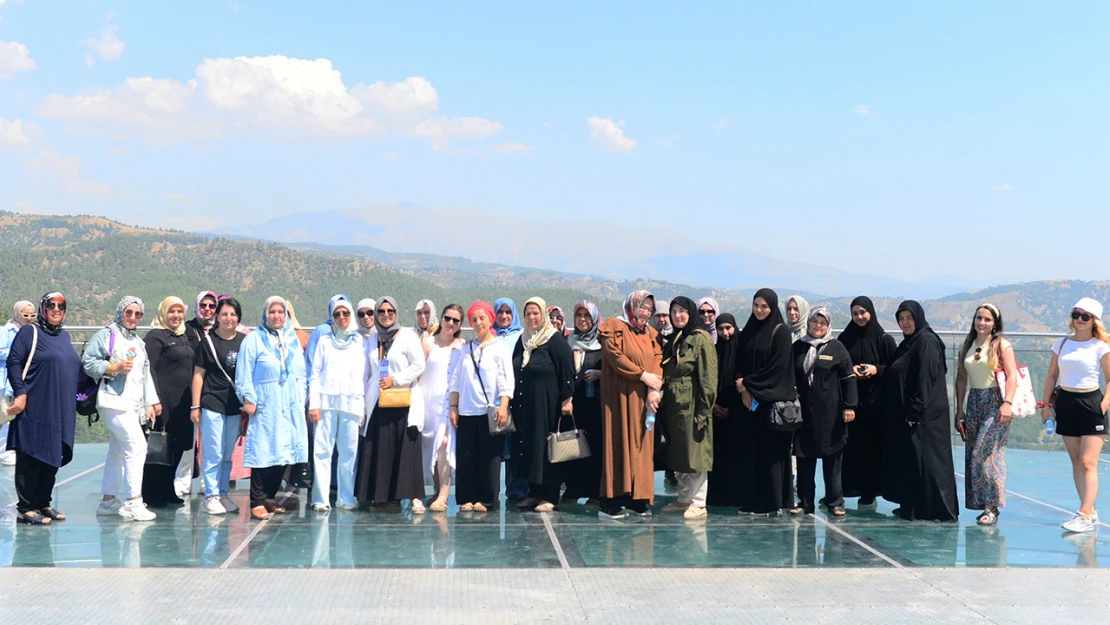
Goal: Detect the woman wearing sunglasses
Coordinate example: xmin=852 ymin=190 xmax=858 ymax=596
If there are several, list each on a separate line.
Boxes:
xmin=1044 ymin=298 xmax=1110 ymax=533
xmin=416 ymin=303 xmax=465 ymax=512
xmin=84 ymin=296 xmax=162 ymax=522
xmin=0 ymin=300 xmax=35 ymax=467
xmin=184 ymin=291 xmax=218 ymax=350
xmin=954 ymin=304 xmax=1018 ymax=526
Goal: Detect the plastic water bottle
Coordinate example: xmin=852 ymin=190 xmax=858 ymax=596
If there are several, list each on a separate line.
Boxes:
xmin=585 ymin=379 xmax=595 ymax=398
xmin=645 ymin=391 xmax=662 ymax=431
xmin=1045 ymin=418 xmax=1056 ymax=436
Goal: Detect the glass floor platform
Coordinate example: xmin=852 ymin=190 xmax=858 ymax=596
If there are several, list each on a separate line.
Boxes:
xmin=2 ymin=444 xmax=1107 ymax=569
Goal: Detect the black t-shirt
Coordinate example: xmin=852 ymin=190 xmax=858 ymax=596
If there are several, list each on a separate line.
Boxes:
xmin=194 ymin=331 xmax=245 ymax=415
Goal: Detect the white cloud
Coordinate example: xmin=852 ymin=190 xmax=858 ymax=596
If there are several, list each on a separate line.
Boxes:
xmin=24 ymin=149 xmax=115 ymax=196
xmin=992 ymin=184 xmax=1013 ymax=192
xmin=854 ymin=104 xmax=875 ymax=117
xmin=0 ymin=116 xmax=35 ymax=150
xmin=587 ymin=116 xmax=636 ymax=153
xmin=85 ymin=25 xmax=124 ymax=63
xmin=490 ymin=142 xmax=536 ymax=155
xmin=104 ymin=146 xmax=124 ymax=154
xmin=714 ymin=118 xmax=731 ymax=133
xmin=164 ymin=192 xmax=190 ymax=203
xmin=0 ymin=40 xmax=35 ymax=77
xmin=383 ymin=152 xmax=400 ymax=160
xmin=657 ymin=134 xmax=680 ymax=148
xmin=39 ymin=55 xmax=498 ymax=147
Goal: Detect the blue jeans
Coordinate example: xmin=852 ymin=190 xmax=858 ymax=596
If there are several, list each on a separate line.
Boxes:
xmin=201 ymin=409 xmax=240 ymax=498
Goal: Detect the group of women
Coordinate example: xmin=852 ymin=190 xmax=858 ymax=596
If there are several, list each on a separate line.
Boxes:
xmin=3 ymin=290 xmax=1107 ymax=535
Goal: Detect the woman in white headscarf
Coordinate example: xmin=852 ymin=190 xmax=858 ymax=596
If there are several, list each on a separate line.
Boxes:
xmin=785 ymin=295 xmax=811 ymax=342
xmin=356 ymin=298 xmax=376 ymax=338
xmin=414 ymin=299 xmax=438 ymax=341
xmin=0 ymin=300 xmax=34 ymax=466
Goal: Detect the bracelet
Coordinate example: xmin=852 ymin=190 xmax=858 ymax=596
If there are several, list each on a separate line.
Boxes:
xmin=450 ymin=404 xmax=459 ymax=409
xmin=1002 ymin=400 xmax=1013 ymax=406
xmin=190 ymin=405 xmax=201 ymax=410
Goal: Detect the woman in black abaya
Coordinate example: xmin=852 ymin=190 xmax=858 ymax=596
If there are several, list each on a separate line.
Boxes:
xmin=838 ymin=296 xmax=897 ymax=505
xmin=733 ymin=289 xmax=796 ymax=515
xmin=880 ymin=301 xmax=958 ymax=522
xmin=706 ymin=313 xmax=742 ymax=507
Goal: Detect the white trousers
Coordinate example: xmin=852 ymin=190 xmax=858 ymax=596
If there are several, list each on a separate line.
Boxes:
xmin=101 ymin=407 xmax=147 ymax=500
xmin=311 ymin=409 xmax=360 ymax=508
xmin=676 ymin=471 xmax=708 ymax=508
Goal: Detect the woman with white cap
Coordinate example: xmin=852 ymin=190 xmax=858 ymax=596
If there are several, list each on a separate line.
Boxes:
xmin=1043 ymin=297 xmax=1110 ymax=533
xmin=0 ymin=300 xmax=35 ymax=466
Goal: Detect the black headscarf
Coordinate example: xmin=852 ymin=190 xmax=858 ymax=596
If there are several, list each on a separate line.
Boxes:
xmin=715 ymin=312 xmax=739 ymax=404
xmin=662 ymin=296 xmax=711 ymax=364
xmin=839 ymin=296 xmax=894 ymax=368
xmin=892 ymin=300 xmax=947 ymax=373
xmin=734 ymin=288 xmax=795 ymax=402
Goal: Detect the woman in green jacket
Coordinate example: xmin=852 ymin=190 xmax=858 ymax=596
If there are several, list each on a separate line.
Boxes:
xmin=659 ymin=296 xmax=718 ymax=520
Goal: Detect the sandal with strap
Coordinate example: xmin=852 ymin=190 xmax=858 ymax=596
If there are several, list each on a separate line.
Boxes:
xmin=17 ymin=511 xmax=51 ymax=525
xmin=977 ymin=508 xmax=999 ymax=526
xmin=39 ymin=507 xmax=66 ymax=521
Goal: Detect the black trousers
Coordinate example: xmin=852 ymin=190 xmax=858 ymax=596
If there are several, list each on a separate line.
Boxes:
xmin=455 ymin=414 xmax=503 ymax=506
xmin=796 ymin=451 xmax=844 ymax=511
xmin=250 ymin=465 xmax=286 ymax=507
xmin=15 ymin=451 xmax=59 ymax=513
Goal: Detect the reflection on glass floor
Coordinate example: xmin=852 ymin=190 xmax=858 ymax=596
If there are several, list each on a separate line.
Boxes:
xmin=1 ymin=444 xmax=1108 ymax=568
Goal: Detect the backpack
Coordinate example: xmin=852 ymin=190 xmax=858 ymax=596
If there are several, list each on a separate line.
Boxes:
xmin=76 ymin=327 xmax=115 ymax=423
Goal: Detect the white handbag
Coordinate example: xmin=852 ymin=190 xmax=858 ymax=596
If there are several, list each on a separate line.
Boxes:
xmin=0 ymin=325 xmax=38 ymax=426
xmin=994 ymin=365 xmax=1037 ymax=418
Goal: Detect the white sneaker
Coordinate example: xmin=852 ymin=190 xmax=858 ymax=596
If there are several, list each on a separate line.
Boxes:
xmin=204 ymin=497 xmax=227 ymax=515
xmin=683 ymin=506 xmax=708 ymax=520
xmin=0 ymin=451 xmax=15 ymax=466
xmin=119 ymin=500 xmax=156 ymax=522
xmin=1062 ymin=511 xmax=1097 ymax=533
xmin=312 ymin=503 xmax=331 ymax=512
xmin=336 ymin=501 xmax=358 ymax=511
xmin=219 ymin=496 xmax=239 ymax=513
xmin=97 ymin=498 xmax=122 ymax=516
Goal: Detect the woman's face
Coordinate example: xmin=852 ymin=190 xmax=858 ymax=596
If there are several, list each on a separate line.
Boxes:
xmin=698 ymin=303 xmax=716 ymax=327
xmin=167 ymin=304 xmax=185 ymax=330
xmin=333 ymin=306 xmax=351 ymax=331
xmin=470 ymin=309 xmax=492 ymax=337
xmin=808 ymin=315 xmax=829 ymax=339
xmin=549 ymin=310 xmax=564 ymax=331
xmin=198 ymin=296 xmax=217 ymax=322
xmin=973 ymin=307 xmax=995 ymax=336
xmin=122 ymin=303 xmax=143 ymax=330
xmin=357 ymin=307 xmax=374 ymax=329
xmin=523 ymin=303 xmax=543 ymax=331
xmin=670 ymin=304 xmax=690 ymax=331
xmin=897 ymin=310 xmax=916 ymax=335
xmin=653 ymin=312 xmax=670 ymax=328
xmin=718 ymin=322 xmax=735 ymax=340
xmin=267 ymin=302 xmax=286 ymax=330
xmin=852 ymin=305 xmax=870 ymax=327
xmin=496 ymin=304 xmax=514 ymax=329
xmin=216 ymin=304 xmax=239 ymax=331
xmin=753 ymin=297 xmax=771 ymax=321
xmin=416 ymin=305 xmax=433 ymax=331
xmin=44 ymin=298 xmax=65 ymax=326
xmin=377 ymin=302 xmax=396 ymax=328
xmin=635 ymin=297 xmax=655 ymax=327
xmin=574 ymin=307 xmax=593 ymax=333
xmin=786 ymin=299 xmax=801 ymax=324
xmin=18 ymin=305 xmax=35 ymax=324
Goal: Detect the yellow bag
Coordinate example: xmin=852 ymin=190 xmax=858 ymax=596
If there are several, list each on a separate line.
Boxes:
xmin=378 ymin=387 xmax=412 ymax=409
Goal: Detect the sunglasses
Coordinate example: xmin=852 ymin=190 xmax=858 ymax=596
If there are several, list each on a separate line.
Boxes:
xmin=332 ymin=310 xmax=350 ymax=319
xmin=698 ymin=309 xmax=715 ymax=316
xmin=1072 ymin=311 xmax=1093 ymax=322
xmin=357 ymin=310 xmax=374 ymax=318
xmin=442 ymin=316 xmax=462 ymax=325
xmin=19 ymin=313 xmax=35 ymax=318
xmin=45 ymin=301 xmax=66 ymax=311
xmin=198 ymin=302 xmax=217 ymax=310
xmin=124 ymin=310 xmax=144 ymax=318
xmin=378 ymin=308 xmax=396 ymax=316
xmin=973 ymin=346 xmax=983 ymax=362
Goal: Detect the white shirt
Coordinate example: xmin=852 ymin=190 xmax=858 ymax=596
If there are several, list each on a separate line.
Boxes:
xmin=309 ymin=333 xmax=370 ymax=418
xmin=1053 ymin=337 xmax=1110 ymax=390
xmin=449 ymin=339 xmax=514 ymax=417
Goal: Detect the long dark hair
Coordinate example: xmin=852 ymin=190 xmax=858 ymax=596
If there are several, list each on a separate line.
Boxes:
xmin=434 ymin=303 xmax=464 ymax=339
xmin=957 ymin=304 xmax=1003 ymax=378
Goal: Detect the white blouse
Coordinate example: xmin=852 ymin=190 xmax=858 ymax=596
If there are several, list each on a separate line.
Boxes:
xmin=449 ymin=339 xmax=514 ymax=417
xmin=309 ymin=333 xmax=370 ymax=418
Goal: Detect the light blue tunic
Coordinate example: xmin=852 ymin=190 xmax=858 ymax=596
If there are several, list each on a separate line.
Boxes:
xmin=236 ymin=327 xmax=308 ymax=468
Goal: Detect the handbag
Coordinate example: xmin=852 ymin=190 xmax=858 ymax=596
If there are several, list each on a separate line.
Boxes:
xmin=470 ymin=340 xmax=515 ymax=434
xmin=547 ymin=413 xmax=591 ymax=463
xmin=995 ymin=365 xmax=1037 ymax=418
xmin=764 ymin=323 xmax=803 ymax=432
xmin=376 ymin=336 xmax=412 ymax=408
xmin=145 ymin=426 xmax=173 ymax=466
xmin=0 ymin=325 xmax=37 ymax=426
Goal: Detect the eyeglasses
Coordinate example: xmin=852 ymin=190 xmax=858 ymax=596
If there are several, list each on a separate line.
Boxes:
xmin=550 ymin=315 xmax=563 ymax=321
xmin=19 ymin=313 xmax=35 ymax=319
xmin=198 ymin=302 xmax=217 ymax=310
xmin=442 ymin=316 xmax=462 ymax=325
xmin=124 ymin=310 xmax=144 ymax=319
xmin=1072 ymin=311 xmax=1093 ymax=322
xmin=698 ymin=309 xmax=715 ymax=317
xmin=45 ymin=301 xmax=66 ymax=311
xmin=378 ymin=309 xmax=396 ymax=316
xmin=332 ymin=310 xmax=350 ymax=319
xmin=357 ymin=310 xmax=374 ymax=318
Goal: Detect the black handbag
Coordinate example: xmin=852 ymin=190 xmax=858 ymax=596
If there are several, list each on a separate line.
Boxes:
xmin=768 ymin=398 xmax=803 ymax=432
xmin=145 ymin=426 xmax=173 ymax=466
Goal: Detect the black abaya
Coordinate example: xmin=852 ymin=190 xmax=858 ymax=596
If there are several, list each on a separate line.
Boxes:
xmin=562 ymin=348 xmax=603 ymax=500
xmin=511 ymin=337 xmax=575 ymax=503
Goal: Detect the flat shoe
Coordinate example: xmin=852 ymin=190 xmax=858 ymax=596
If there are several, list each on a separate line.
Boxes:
xmin=251 ymin=506 xmax=272 ymax=521
xmin=459 ymin=502 xmax=474 ymax=511
xmin=39 ymin=507 xmax=66 ymax=521
xmin=17 ymin=511 xmax=50 ymax=525
xmin=263 ymin=500 xmax=286 ymax=514
xmin=472 ymin=502 xmax=487 ymax=512
xmin=429 ymin=499 xmax=448 ymax=512
xmin=534 ymin=502 xmax=555 ymax=512
xmin=411 ymin=500 xmax=426 ymax=515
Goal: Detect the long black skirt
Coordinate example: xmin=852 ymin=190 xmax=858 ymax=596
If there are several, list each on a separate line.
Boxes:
xmin=355 ymin=405 xmax=425 ymax=503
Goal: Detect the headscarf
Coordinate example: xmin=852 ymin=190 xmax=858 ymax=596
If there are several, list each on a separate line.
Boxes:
xmin=786 ymin=295 xmax=811 ymax=342
xmin=715 ymin=313 xmax=739 ymax=403
xmin=649 ymin=298 xmax=673 ymax=336
xmin=567 ymin=300 xmax=602 ymax=352
xmin=374 ymin=296 xmax=401 ymax=343
xmin=696 ymin=297 xmax=721 ymax=344
xmin=734 ymin=288 xmax=794 ymax=401
xmin=37 ymin=292 xmax=66 ymax=337
xmin=113 ymin=296 xmax=144 ymax=340
xmin=328 ymin=299 xmax=356 ymax=349
xmin=258 ymin=295 xmax=296 ymax=378
xmin=892 ymin=300 xmax=946 ymax=373
xmin=324 ymin=294 xmax=350 ymax=327
xmin=493 ymin=297 xmax=522 ymax=337
xmin=195 ymin=290 xmax=217 ymax=329
xmin=799 ymin=307 xmax=834 ymax=385
xmin=521 ymin=297 xmax=558 ymax=367
xmin=151 ymin=296 xmax=187 ymax=336
xmin=10 ymin=300 xmax=34 ymax=329
xmin=467 ymin=301 xmax=496 ymax=336
xmin=839 ymin=296 xmax=893 ymax=369
xmin=415 ymin=299 xmax=438 ymax=338
xmin=663 ymin=296 xmax=712 ymax=364
xmin=356 ymin=298 xmax=376 ymax=338
xmin=619 ymin=290 xmax=654 ymax=333
xmin=284 ymin=299 xmax=303 ymax=330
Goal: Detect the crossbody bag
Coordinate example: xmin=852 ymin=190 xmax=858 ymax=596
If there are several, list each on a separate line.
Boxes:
xmin=470 ymin=340 xmax=514 ymax=434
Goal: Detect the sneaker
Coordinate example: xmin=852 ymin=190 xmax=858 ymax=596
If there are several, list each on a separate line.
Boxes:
xmin=220 ymin=496 xmax=240 ymax=513
xmin=626 ymin=501 xmax=652 ymax=517
xmin=119 ymin=500 xmax=156 ymax=522
xmin=683 ymin=506 xmax=708 ymax=520
xmin=312 ymin=503 xmax=331 ymax=512
xmin=97 ymin=498 xmax=122 ymax=516
xmin=1062 ymin=511 xmax=1097 ymax=533
xmin=661 ymin=501 xmax=690 ymax=514
xmin=411 ymin=499 xmax=426 ymax=515
xmin=336 ymin=501 xmax=359 ymax=511
xmin=599 ymin=508 xmax=630 ymax=520
xmin=203 ymin=497 xmax=227 ymax=515
xmin=0 ymin=451 xmax=15 ymax=466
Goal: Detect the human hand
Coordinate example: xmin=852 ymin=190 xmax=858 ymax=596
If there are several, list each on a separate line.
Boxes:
xmin=243 ymin=401 xmax=257 ymax=417
xmin=379 ymin=375 xmax=394 ymax=390
xmin=640 ymin=372 xmax=662 ymax=392
xmin=309 ymin=409 xmax=321 ymax=424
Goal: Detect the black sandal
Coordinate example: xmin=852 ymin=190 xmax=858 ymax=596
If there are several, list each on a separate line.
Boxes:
xmin=976 ymin=508 xmax=999 ymax=526
xmin=17 ymin=511 xmax=51 ymax=525
xmin=39 ymin=507 xmax=66 ymax=521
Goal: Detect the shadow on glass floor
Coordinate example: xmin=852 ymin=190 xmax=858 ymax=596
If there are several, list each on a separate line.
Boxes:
xmin=2 ymin=445 xmax=1109 ymax=569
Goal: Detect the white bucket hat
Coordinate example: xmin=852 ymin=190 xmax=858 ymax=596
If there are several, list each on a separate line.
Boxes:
xmin=1073 ymin=297 xmax=1104 ymax=321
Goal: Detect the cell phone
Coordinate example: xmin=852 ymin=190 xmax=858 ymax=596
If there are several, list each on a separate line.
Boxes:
xmin=957 ymin=420 xmax=966 ymax=441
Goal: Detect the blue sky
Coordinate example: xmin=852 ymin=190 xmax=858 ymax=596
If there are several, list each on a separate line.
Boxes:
xmin=0 ymin=1 xmax=1106 ymax=285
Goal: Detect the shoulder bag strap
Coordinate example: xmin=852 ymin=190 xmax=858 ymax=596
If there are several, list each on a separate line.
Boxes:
xmin=206 ymin=332 xmax=234 ymax=385
xmin=469 ymin=341 xmax=491 ymax=406
xmin=21 ymin=325 xmax=38 ymax=380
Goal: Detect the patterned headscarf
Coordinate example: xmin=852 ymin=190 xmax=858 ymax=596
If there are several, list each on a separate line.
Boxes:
xmin=799 ymin=306 xmax=834 ymax=385
xmin=113 ymin=295 xmax=144 ymax=339
xmin=38 ymin=292 xmax=66 ymax=337
xmin=414 ymin=299 xmax=438 ymax=339
xmin=521 ymin=297 xmax=557 ymax=367
xmin=696 ymin=297 xmax=720 ymax=344
xmin=195 ymin=290 xmax=217 ymax=329
xmin=619 ymin=290 xmax=654 ymax=333
xmin=151 ymin=296 xmax=187 ymax=336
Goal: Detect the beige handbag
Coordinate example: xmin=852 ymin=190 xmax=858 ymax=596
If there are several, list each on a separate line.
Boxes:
xmin=546 ymin=413 xmax=591 ymax=463
xmin=0 ymin=325 xmax=37 ymax=426
xmin=378 ymin=387 xmax=412 ymax=409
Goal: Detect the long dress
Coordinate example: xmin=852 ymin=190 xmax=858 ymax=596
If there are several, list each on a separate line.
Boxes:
xmin=562 ymin=348 xmax=603 ymax=500
xmin=598 ymin=318 xmax=662 ymax=504
xmin=841 ymin=328 xmax=897 ymax=500
xmin=234 ymin=331 xmax=308 ymax=470
xmin=511 ymin=337 xmax=576 ymax=503
xmin=707 ymin=330 xmax=742 ymax=507
xmin=417 ymin=342 xmax=458 ymax=486
xmin=143 ymin=328 xmax=196 ymax=504
xmin=5 ymin=325 xmax=80 ymax=468
xmin=881 ymin=328 xmax=958 ymax=521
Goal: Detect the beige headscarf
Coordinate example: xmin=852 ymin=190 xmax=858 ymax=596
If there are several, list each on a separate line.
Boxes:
xmin=521 ymin=296 xmax=557 ymax=367
xmin=151 ymin=296 xmax=188 ymax=336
